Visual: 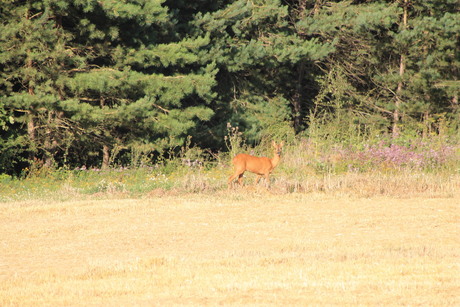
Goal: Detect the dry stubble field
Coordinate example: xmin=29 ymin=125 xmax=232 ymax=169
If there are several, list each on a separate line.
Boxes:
xmin=0 ymin=192 xmax=459 ymax=306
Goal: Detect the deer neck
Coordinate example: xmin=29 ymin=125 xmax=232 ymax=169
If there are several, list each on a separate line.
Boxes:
xmin=270 ymin=153 xmax=281 ymax=168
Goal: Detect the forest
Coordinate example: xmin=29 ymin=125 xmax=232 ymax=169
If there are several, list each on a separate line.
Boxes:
xmin=1 ymin=0 xmax=459 ymax=175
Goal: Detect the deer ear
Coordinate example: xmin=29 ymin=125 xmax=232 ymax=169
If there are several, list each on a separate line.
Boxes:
xmin=272 ymin=140 xmax=276 ymax=147
xmin=280 ymin=141 xmax=284 ymax=147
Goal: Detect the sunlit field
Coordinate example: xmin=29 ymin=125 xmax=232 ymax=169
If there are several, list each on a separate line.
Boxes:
xmin=2 ymin=0 xmax=459 ymax=304
xmin=1 ymin=136 xmax=459 ymax=305
xmin=1 ymin=192 xmax=458 ymax=306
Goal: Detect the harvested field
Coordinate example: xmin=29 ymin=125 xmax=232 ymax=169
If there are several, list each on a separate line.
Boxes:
xmin=0 ymin=193 xmax=458 ymax=306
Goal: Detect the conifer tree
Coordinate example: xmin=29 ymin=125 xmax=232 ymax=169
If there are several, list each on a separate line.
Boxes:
xmin=1 ymin=0 xmax=217 ymax=171
xmin=191 ymin=0 xmax=333 ymax=142
xmin=0 ymin=0 xmax=77 ymax=169
xmin=0 ymin=0 xmax=458 ymax=173
xmin=296 ymin=0 xmax=459 ymax=138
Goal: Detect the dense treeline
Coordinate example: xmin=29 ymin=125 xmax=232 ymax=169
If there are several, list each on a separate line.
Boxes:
xmin=1 ymin=0 xmax=459 ymax=174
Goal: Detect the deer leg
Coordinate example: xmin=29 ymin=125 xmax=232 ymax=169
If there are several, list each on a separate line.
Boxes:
xmin=264 ymin=174 xmax=270 ymax=188
xmin=228 ymin=174 xmax=236 ymax=188
xmin=254 ymin=175 xmax=262 ymax=185
xmin=228 ymin=171 xmax=241 ymax=188
xmin=237 ymin=173 xmax=245 ymax=186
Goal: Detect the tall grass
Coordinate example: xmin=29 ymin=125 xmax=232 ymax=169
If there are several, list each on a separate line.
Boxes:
xmin=1 ymin=131 xmax=458 ymax=201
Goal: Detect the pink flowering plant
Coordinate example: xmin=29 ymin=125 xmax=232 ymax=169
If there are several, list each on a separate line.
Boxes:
xmin=332 ymin=141 xmax=458 ymax=172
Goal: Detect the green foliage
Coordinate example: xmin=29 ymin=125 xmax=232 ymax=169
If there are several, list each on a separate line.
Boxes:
xmin=0 ymin=0 xmax=218 ymax=173
xmin=0 ymin=0 xmax=458 ymax=174
xmin=1 ymin=134 xmax=458 ymax=201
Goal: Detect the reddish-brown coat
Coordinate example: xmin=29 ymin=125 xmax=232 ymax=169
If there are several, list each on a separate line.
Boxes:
xmin=228 ymin=141 xmax=284 ymax=188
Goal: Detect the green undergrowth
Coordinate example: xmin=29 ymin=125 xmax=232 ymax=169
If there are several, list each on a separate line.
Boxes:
xmin=1 ymin=136 xmax=459 ymax=202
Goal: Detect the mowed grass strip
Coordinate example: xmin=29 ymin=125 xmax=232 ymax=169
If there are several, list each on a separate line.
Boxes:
xmin=0 ymin=194 xmax=458 ymax=306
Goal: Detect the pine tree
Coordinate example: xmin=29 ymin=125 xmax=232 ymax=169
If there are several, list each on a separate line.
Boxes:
xmin=296 ymin=0 xmax=460 ymax=138
xmin=1 ymin=0 xmax=458 ymax=173
xmin=0 ymin=0 xmax=78 ymax=169
xmin=191 ymin=0 xmax=333 ymax=142
xmin=1 ymin=0 xmax=217 ymax=171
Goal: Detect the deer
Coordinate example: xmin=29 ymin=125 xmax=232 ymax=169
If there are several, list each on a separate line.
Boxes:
xmin=228 ymin=141 xmax=284 ymax=188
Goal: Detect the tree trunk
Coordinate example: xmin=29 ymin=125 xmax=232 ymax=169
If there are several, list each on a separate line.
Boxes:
xmin=25 ymin=6 xmax=38 ymax=163
xmin=393 ymin=0 xmax=408 ymax=138
xmin=102 ymin=144 xmax=110 ymax=170
xmin=293 ymin=60 xmax=306 ymax=134
xmin=393 ymin=53 xmax=405 ymax=137
xmin=291 ymin=1 xmax=310 ymax=134
xmin=44 ymin=111 xmax=58 ymax=168
xmin=27 ymin=110 xmax=36 ymax=159
xmin=26 ymin=55 xmax=37 ymax=162
xmin=100 ymin=97 xmax=111 ymax=170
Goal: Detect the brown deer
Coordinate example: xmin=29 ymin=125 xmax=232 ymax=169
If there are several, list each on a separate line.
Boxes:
xmin=228 ymin=141 xmax=284 ymax=188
